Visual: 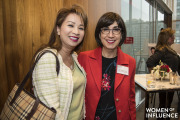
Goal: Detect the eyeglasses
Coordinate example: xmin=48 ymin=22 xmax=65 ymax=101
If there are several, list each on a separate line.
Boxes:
xmin=101 ymin=28 xmax=121 ymax=35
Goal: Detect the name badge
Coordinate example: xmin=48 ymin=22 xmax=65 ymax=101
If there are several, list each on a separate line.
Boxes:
xmin=117 ymin=65 xmax=129 ymax=75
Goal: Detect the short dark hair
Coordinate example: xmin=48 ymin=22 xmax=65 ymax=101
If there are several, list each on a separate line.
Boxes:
xmin=151 ymin=47 xmax=155 ymax=50
xmin=95 ymin=12 xmax=127 ymax=47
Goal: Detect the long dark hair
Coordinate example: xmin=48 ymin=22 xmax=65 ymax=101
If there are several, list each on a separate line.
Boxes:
xmin=33 ymin=4 xmax=88 ymax=58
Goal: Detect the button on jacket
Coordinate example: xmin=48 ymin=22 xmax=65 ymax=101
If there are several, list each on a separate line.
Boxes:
xmin=78 ymin=47 xmax=136 ymax=120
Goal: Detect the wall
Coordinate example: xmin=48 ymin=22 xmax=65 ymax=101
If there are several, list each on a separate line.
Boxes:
xmin=0 ymin=0 xmax=8 ymax=113
xmin=0 ymin=0 xmax=64 ymax=111
xmin=0 ymin=0 xmax=123 ymax=112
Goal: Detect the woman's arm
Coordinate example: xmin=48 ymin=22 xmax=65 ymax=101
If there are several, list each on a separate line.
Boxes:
xmin=32 ymin=53 xmax=62 ymax=119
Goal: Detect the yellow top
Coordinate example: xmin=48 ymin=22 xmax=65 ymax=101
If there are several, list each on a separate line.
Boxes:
xmin=67 ymin=61 xmax=85 ymax=120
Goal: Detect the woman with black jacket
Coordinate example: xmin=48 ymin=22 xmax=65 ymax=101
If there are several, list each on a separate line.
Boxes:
xmin=146 ymin=28 xmax=180 ymax=120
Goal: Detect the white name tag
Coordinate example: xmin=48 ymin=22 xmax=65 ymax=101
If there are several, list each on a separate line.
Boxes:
xmin=117 ymin=65 xmax=129 ymax=75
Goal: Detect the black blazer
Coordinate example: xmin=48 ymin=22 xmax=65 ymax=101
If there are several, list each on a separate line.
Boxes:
xmin=146 ymin=47 xmax=180 ymax=75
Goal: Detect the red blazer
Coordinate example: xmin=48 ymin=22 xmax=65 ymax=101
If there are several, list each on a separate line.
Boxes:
xmin=78 ymin=47 xmax=136 ymax=120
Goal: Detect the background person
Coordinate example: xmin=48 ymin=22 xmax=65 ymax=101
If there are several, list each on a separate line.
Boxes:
xmin=146 ymin=28 xmax=180 ymax=120
xmin=151 ymin=47 xmax=155 ymax=55
xmin=32 ymin=5 xmax=88 ymax=120
xmin=78 ymin=12 xmax=136 ymax=120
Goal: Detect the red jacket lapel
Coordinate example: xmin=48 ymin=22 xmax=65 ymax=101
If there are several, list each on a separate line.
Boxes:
xmin=114 ymin=47 xmax=129 ymax=91
xmin=87 ymin=47 xmax=130 ymax=92
xmin=88 ymin=47 xmax=102 ymax=93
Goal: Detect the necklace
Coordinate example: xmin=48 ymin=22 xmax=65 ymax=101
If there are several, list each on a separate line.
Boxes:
xmin=70 ymin=65 xmax=74 ymax=70
xmin=58 ymin=51 xmax=74 ymax=70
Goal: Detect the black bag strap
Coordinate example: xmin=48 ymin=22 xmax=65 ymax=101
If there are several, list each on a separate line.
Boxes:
xmin=26 ymin=97 xmax=41 ymax=120
xmin=9 ymin=50 xmax=60 ymax=119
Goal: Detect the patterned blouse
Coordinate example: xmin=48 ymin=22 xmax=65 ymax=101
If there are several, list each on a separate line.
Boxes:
xmin=95 ymin=56 xmax=117 ymax=120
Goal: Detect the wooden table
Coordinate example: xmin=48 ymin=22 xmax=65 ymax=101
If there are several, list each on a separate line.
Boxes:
xmin=135 ymin=74 xmax=180 ymax=120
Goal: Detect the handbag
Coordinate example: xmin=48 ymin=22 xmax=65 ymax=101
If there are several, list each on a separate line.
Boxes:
xmin=0 ymin=50 xmax=60 ymax=120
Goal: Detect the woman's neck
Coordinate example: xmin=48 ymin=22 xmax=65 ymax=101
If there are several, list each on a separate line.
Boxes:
xmin=58 ymin=47 xmax=74 ymax=70
xmin=58 ymin=47 xmax=72 ymax=58
xmin=102 ymin=47 xmax=117 ymax=58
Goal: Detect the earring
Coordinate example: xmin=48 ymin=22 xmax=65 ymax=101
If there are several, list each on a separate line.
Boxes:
xmin=57 ymin=26 xmax=60 ymax=35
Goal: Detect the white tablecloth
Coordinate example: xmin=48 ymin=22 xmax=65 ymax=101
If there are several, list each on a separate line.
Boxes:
xmin=135 ymin=74 xmax=180 ymax=92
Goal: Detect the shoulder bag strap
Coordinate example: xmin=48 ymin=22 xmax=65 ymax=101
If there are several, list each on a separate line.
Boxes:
xmin=10 ymin=50 xmax=60 ymax=105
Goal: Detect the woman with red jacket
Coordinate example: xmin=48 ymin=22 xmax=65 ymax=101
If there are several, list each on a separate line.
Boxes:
xmin=78 ymin=12 xmax=136 ymax=120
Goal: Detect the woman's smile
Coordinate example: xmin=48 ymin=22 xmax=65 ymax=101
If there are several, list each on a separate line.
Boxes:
xmin=69 ymin=36 xmax=79 ymax=42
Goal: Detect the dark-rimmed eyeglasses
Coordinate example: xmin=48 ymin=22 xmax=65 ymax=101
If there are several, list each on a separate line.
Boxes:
xmin=101 ymin=28 xmax=121 ymax=35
